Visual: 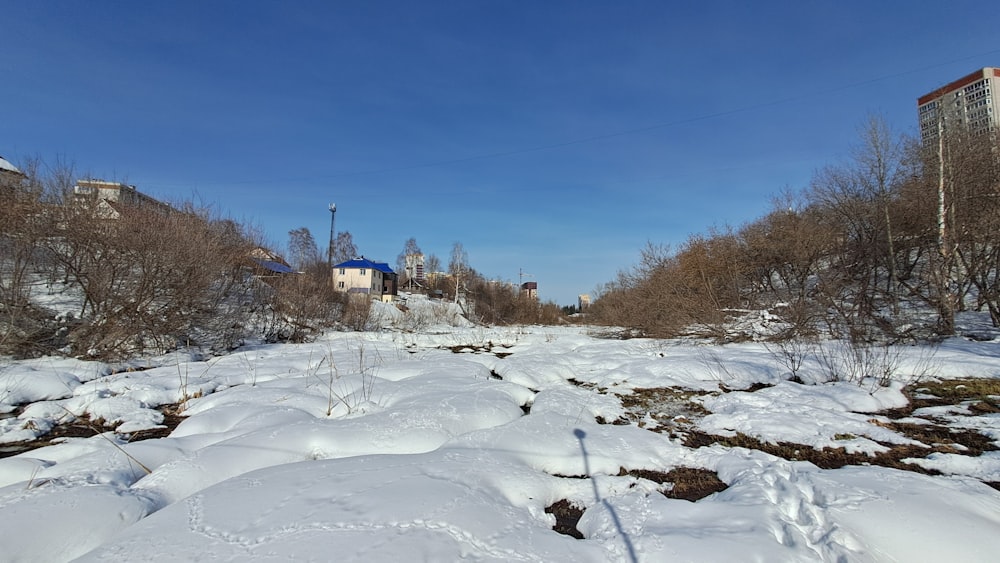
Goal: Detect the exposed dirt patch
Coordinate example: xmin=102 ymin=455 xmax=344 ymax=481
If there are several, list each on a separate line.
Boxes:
xmin=545 ymin=499 xmax=584 ymax=539
xmin=720 ymin=382 xmax=774 ymax=393
xmin=620 ymin=466 xmax=729 ymax=501
xmin=615 ymin=387 xmax=711 ymax=432
xmin=869 ymin=378 xmax=1000 ymax=465
xmin=969 ymin=401 xmax=1000 ymax=414
xmin=913 ymin=378 xmax=1000 ymax=407
xmin=681 ymin=430 xmax=946 ymax=474
xmin=122 ymin=406 xmax=188 ymax=443
xmin=444 ymin=341 xmax=513 ymax=358
xmin=566 ymin=378 xmax=594 ymax=388
xmin=876 ymin=419 xmax=997 ymax=456
xmin=879 ymin=378 xmax=1000 ymax=419
xmin=0 ymin=416 xmax=96 ymax=458
xmin=594 ymin=415 xmax=630 ymax=425
xmin=0 ymin=404 xmax=187 ymax=459
xmin=611 ymin=378 xmax=999 ymax=485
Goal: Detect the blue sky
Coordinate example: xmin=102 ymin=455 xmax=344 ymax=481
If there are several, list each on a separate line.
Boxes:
xmin=3 ymin=1 xmax=998 ymax=305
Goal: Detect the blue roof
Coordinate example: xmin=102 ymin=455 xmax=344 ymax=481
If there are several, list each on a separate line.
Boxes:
xmin=252 ymin=258 xmax=295 ymax=274
xmin=334 ymin=258 xmax=395 ymax=274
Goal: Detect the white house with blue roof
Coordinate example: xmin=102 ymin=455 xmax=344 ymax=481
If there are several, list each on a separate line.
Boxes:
xmin=333 ymin=257 xmax=398 ymax=301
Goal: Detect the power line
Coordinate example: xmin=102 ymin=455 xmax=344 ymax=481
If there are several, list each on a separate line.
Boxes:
xmin=147 ymin=49 xmax=1000 ymax=189
xmin=300 ymin=49 xmax=1000 ymax=177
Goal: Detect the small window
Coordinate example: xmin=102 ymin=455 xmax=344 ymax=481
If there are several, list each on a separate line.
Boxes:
xmin=339 ymin=268 xmax=345 ymax=275
xmin=360 ymin=269 xmax=366 ymax=275
xmin=337 ymin=281 xmax=344 ymax=288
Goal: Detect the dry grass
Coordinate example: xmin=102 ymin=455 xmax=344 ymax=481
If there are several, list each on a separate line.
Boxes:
xmin=620 ymin=467 xmax=729 ymax=501
xmin=679 ymin=429 xmax=997 ymax=475
xmin=0 ymin=404 xmax=187 ymax=459
xmin=910 ymin=378 xmax=1000 ymax=409
xmin=444 ymin=341 xmax=513 ymax=358
xmin=615 ymin=387 xmax=711 ymax=431
xmin=608 ymin=379 xmax=999 ymax=483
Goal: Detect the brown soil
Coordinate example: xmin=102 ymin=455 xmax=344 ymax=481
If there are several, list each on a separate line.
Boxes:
xmin=0 ymin=404 xmax=187 ymax=459
xmin=620 ymin=466 xmax=729 ymax=501
xmin=603 ymin=377 xmax=1000 ymax=489
xmin=545 ymin=499 xmax=584 ymax=539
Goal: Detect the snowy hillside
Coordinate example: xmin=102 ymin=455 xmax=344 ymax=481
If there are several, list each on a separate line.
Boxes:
xmin=1 ymin=318 xmax=1000 ymax=561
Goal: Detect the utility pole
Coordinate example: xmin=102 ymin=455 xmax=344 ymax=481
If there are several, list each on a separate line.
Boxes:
xmin=327 ymin=203 xmax=337 ymax=270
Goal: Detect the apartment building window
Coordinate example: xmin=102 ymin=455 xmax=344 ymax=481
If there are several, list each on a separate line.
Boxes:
xmin=360 ymin=268 xmax=366 ymax=275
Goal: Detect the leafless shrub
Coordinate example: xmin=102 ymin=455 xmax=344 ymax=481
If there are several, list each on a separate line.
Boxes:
xmin=764 ymin=334 xmax=817 ymax=382
xmin=342 ymin=295 xmax=375 ymax=331
xmin=0 ymin=158 xmax=61 ymax=356
xmin=394 ymin=301 xmax=435 ymax=332
xmin=46 ymin=198 xmax=256 ymax=359
xmin=697 ymin=347 xmax=736 ymax=384
xmin=815 ymin=339 xmax=907 ymax=389
xmin=267 ymin=269 xmax=343 ymax=342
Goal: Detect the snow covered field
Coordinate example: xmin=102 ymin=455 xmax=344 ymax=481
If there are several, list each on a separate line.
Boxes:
xmin=2 ymin=303 xmax=1000 ymax=561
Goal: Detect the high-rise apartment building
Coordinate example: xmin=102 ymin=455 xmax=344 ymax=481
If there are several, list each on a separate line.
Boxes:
xmin=917 ymin=67 xmax=1000 ymax=143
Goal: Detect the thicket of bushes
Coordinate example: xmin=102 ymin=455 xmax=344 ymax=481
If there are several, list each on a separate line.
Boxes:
xmin=464 ymin=275 xmax=565 ymax=326
xmin=0 ymin=160 xmax=351 ymax=359
xmin=591 ymin=117 xmax=1000 ymax=341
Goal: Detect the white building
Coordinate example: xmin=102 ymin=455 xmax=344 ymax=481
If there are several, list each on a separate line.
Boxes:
xmin=918 ymin=67 xmax=1000 ymax=143
xmin=403 ymin=253 xmax=425 ymax=289
xmin=73 ymin=179 xmax=172 ymax=218
xmin=332 ymin=257 xmax=397 ymax=301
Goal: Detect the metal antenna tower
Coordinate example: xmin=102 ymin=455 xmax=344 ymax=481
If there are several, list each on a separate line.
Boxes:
xmin=327 ymin=203 xmax=337 ymax=269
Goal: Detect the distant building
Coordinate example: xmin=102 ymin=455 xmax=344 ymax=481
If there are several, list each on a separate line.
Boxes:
xmin=403 ymin=253 xmax=425 ymax=289
xmin=249 ymin=247 xmax=295 ymax=278
xmin=72 ymin=179 xmax=172 ymax=219
xmin=578 ymin=294 xmax=591 ymax=310
xmin=0 ymin=155 xmax=26 ymax=186
xmin=521 ymin=281 xmax=538 ymax=300
xmin=918 ymin=67 xmax=1000 ymax=143
xmin=333 ymin=257 xmax=398 ymax=301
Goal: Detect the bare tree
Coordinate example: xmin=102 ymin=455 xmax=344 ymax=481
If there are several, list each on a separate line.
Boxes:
xmin=852 ymin=115 xmax=908 ymax=312
xmin=287 ymin=227 xmax=322 ymax=272
xmin=449 ymin=242 xmax=468 ymax=303
xmin=943 ymin=129 xmax=1000 ymax=326
xmin=396 ymin=237 xmax=422 ymax=287
xmin=331 ymin=231 xmax=358 ymax=265
xmin=808 ymin=116 xmax=913 ymax=341
xmin=0 ymin=157 xmax=49 ymax=354
xmin=891 ymin=126 xmax=972 ymax=335
xmin=739 ymin=199 xmax=832 ymax=335
xmin=426 ymin=254 xmax=441 ymax=275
